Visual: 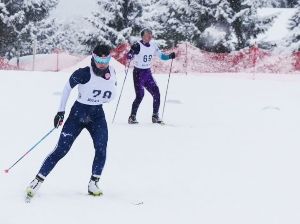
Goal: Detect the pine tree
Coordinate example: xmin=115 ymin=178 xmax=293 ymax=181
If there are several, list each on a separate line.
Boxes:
xmin=191 ymin=0 xmax=227 ymax=51
xmin=286 ymin=1 xmax=300 ymax=51
xmin=249 ymin=0 xmax=298 ymax=8
xmin=34 ymin=19 xmax=84 ymax=55
xmin=0 ymin=0 xmax=58 ymax=58
xmin=0 ymin=2 xmax=9 ymax=56
xmin=143 ymin=0 xmax=201 ymax=48
xmin=193 ymin=0 xmax=276 ymax=52
xmin=235 ymin=0 xmax=276 ymax=49
xmin=53 ymin=22 xmax=85 ymax=54
xmin=286 ymin=0 xmax=299 ymax=7
xmin=257 ymin=0 xmax=287 ymax=7
xmin=83 ymin=0 xmax=143 ymax=52
xmin=0 ymin=2 xmax=7 ymax=19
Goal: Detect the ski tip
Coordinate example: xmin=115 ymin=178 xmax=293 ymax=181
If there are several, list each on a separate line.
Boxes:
xmin=3 ymin=169 xmax=9 ymax=174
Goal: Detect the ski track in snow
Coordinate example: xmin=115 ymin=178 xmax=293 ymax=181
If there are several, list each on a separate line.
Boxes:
xmin=1 ymin=70 xmax=300 ymax=224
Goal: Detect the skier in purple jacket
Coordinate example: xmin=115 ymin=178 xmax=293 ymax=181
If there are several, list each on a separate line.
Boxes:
xmin=127 ymin=29 xmax=175 ymax=124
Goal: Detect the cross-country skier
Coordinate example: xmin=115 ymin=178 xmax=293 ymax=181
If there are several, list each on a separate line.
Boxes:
xmin=26 ymin=45 xmax=117 ymax=199
xmin=127 ymin=28 xmax=175 ymax=124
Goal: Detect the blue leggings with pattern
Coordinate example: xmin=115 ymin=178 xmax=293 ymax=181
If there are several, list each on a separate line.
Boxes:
xmin=38 ymin=101 xmax=108 ymax=178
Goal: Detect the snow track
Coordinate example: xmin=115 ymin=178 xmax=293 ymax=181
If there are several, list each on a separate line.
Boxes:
xmin=1 ymin=70 xmax=300 ymax=224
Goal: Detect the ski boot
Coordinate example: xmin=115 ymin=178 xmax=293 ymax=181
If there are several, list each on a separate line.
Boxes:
xmin=88 ymin=175 xmax=103 ymax=196
xmin=128 ymin=114 xmax=139 ymax=124
xmin=25 ymin=175 xmax=44 ymax=202
xmin=152 ymin=113 xmax=164 ymax=125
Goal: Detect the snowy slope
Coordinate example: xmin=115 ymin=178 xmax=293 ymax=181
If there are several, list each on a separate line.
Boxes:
xmin=1 ymin=70 xmax=300 ymax=224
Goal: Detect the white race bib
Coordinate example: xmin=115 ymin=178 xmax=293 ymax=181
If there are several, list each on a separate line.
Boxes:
xmin=77 ymin=66 xmax=117 ymax=105
xmin=133 ymin=41 xmax=159 ymax=69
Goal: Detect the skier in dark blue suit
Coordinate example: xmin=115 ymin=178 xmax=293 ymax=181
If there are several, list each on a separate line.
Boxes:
xmin=26 ymin=45 xmax=117 ymax=198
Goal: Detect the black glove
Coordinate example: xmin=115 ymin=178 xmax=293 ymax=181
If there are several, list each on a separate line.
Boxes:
xmin=169 ymin=52 xmax=176 ymax=59
xmin=127 ymin=42 xmax=140 ymax=59
xmin=54 ymin=111 xmax=65 ymax=128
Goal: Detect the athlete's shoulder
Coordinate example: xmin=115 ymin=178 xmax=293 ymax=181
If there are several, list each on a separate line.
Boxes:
xmin=74 ymin=66 xmax=90 ymax=75
xmin=69 ymin=66 xmax=91 ymax=87
xmin=131 ymin=41 xmax=141 ymax=54
xmin=150 ymin=40 xmax=159 ymax=49
xmin=133 ymin=41 xmax=141 ymax=47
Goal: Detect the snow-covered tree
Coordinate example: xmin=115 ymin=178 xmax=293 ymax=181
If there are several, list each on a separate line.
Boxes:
xmin=143 ymin=0 xmax=201 ymax=47
xmin=287 ymin=0 xmax=299 ymax=7
xmin=0 ymin=2 xmax=7 ymax=19
xmin=0 ymin=2 xmax=14 ymax=57
xmin=191 ymin=0 xmax=233 ymax=52
xmin=0 ymin=0 xmax=58 ymax=58
xmin=192 ymin=0 xmax=276 ymax=52
xmin=0 ymin=2 xmax=9 ymax=55
xmin=82 ymin=0 xmax=143 ymax=52
xmin=31 ymin=19 xmax=85 ymax=55
xmin=235 ymin=0 xmax=276 ymax=49
xmin=257 ymin=0 xmax=286 ymax=7
xmin=252 ymin=0 xmax=298 ymax=8
xmin=285 ymin=1 xmax=300 ymax=51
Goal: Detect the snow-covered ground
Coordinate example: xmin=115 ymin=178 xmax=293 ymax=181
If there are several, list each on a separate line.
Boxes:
xmin=1 ymin=67 xmax=300 ymax=224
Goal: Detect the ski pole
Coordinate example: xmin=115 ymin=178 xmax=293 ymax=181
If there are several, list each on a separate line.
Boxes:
xmin=112 ymin=60 xmax=131 ymax=124
xmin=162 ymin=59 xmax=174 ymax=120
xmin=4 ymin=127 xmax=56 ymax=173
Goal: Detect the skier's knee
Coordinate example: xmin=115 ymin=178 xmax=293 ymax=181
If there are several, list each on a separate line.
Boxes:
xmin=49 ymin=150 xmax=66 ymax=161
xmin=135 ymin=93 xmax=144 ymax=103
xmin=152 ymin=86 xmax=160 ymax=98
xmin=50 ymin=144 xmax=71 ymax=160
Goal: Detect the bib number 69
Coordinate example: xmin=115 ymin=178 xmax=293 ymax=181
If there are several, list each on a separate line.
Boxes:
xmin=143 ymin=55 xmax=152 ymax=62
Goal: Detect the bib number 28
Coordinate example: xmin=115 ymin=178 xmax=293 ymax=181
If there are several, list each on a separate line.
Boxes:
xmin=93 ymin=90 xmax=112 ymax=99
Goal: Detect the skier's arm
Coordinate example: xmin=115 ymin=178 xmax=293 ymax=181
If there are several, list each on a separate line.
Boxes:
xmin=159 ymin=51 xmax=171 ymax=60
xmin=127 ymin=42 xmax=140 ymax=59
xmin=54 ymin=84 xmax=69 ymax=128
xmin=155 ymin=47 xmax=176 ymax=61
xmin=55 ymin=68 xmax=90 ymax=128
xmin=57 ymin=70 xmax=81 ymax=112
xmin=58 ymin=81 xmax=72 ymax=112
xmin=55 ymin=77 xmax=73 ymax=128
